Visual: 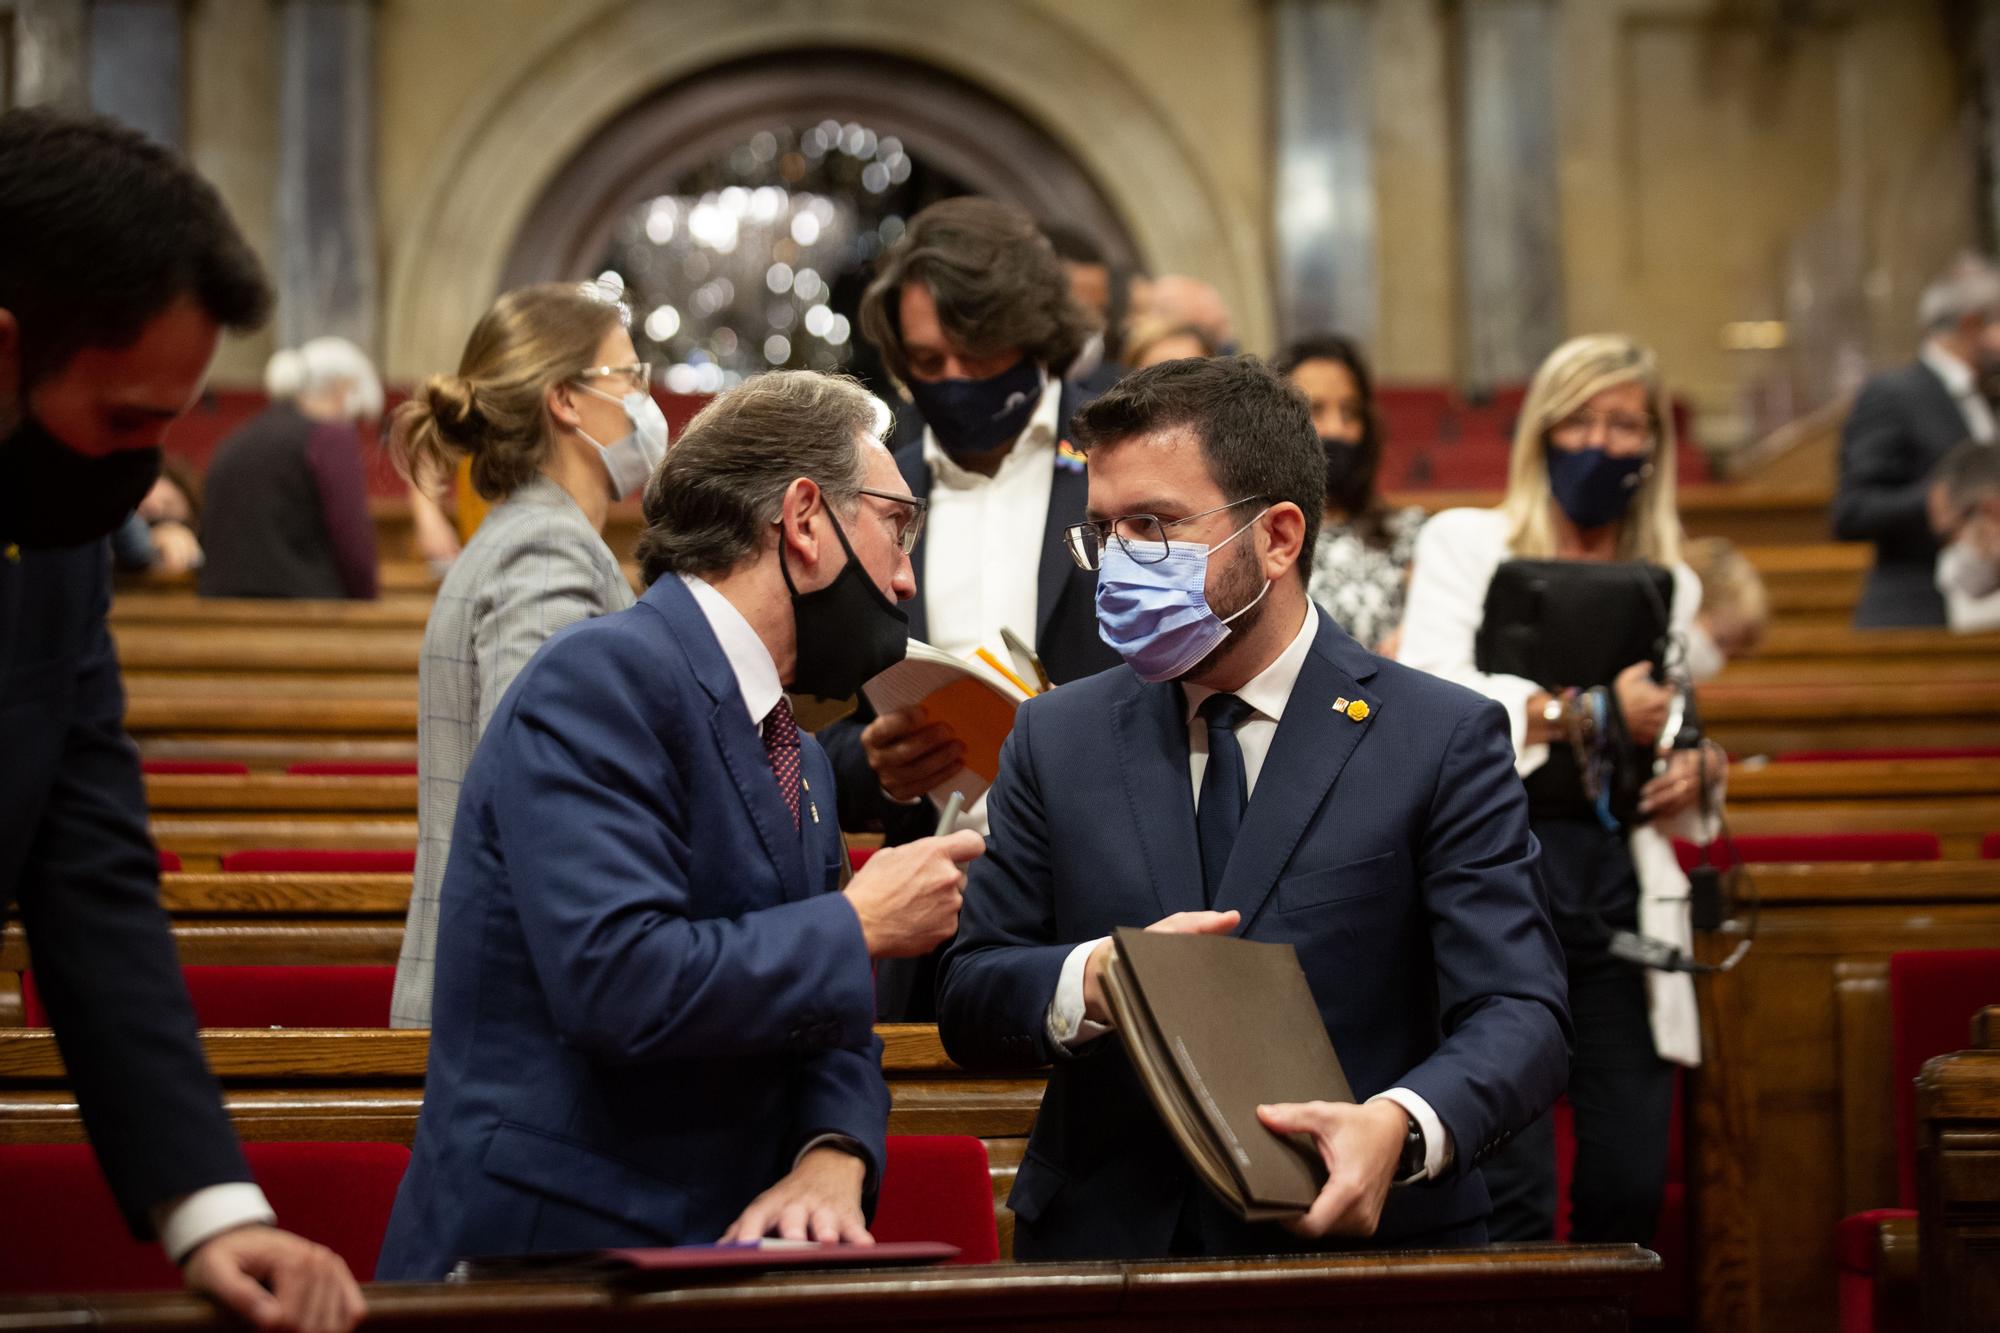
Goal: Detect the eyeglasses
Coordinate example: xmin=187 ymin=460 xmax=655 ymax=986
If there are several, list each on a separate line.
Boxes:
xmin=1063 ymin=495 xmax=1269 ymax=571
xmin=577 ymin=362 xmax=652 ymax=391
xmin=856 ymin=486 xmax=928 ymax=555
xmin=1549 ymin=410 xmax=1655 ymax=448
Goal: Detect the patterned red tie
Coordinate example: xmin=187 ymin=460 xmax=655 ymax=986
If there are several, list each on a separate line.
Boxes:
xmin=763 ymin=695 xmax=802 ymax=831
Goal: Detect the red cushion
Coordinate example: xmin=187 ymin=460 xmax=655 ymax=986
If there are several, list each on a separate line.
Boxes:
xmin=1984 ymin=833 xmax=2000 ymax=860
xmin=1836 ymin=1207 xmax=1917 ymax=1273
xmin=21 ymin=966 xmax=395 ymax=1029
xmin=1890 ymin=950 xmax=2000 ymax=1206
xmin=871 ymin=1135 xmax=997 ymax=1264
xmin=1774 ymin=747 xmax=2000 ymax=763
xmin=849 ymin=847 xmax=877 ymax=873
xmin=0 ymin=1141 xmax=409 ymax=1294
xmin=1841 ymin=1268 xmax=1876 ymax=1333
xmin=1673 ymin=832 xmax=1942 ymax=873
xmin=156 ymin=849 xmax=182 ymax=874
xmin=220 ymin=849 xmax=415 ymax=873
xmin=141 ymin=759 xmax=251 ymax=776
xmin=285 ymin=762 xmax=419 ymax=776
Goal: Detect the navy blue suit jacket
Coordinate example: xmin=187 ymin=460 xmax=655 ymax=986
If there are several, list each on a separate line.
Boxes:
xmin=0 ymin=542 xmax=249 ymax=1236
xmin=1832 ymin=360 xmax=1969 ymax=627
xmin=936 ymin=609 xmax=1571 ymax=1259
xmin=376 ymin=576 xmax=887 ymax=1280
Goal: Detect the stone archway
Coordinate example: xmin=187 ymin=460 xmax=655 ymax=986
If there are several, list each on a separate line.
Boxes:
xmin=380 ymin=0 xmax=1266 ymax=378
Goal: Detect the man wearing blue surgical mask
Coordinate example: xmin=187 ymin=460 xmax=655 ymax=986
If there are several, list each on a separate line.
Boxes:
xmin=937 ymin=354 xmax=1570 ymax=1261
xmin=826 ymin=198 xmax=1120 ymax=1020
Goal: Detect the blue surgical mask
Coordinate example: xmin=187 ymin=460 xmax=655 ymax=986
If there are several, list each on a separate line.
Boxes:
xmin=1094 ymin=510 xmax=1272 ymax=683
xmin=905 ymin=358 xmax=1044 ymax=459
xmin=578 ymin=383 xmax=671 ymax=499
xmin=1546 ymin=446 xmax=1649 ymax=529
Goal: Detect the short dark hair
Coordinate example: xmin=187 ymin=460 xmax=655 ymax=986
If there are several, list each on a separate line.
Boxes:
xmin=1040 ymin=221 xmax=1106 ymax=268
xmin=1071 ymin=355 xmax=1324 ymax=584
xmin=636 ymin=370 xmax=877 ymax=585
xmin=0 ymin=107 xmax=271 ymax=384
xmin=859 ymin=197 xmax=1097 ymax=386
xmin=1274 ymin=332 xmax=1397 ymax=548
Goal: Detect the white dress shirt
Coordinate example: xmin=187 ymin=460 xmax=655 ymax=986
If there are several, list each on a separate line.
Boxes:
xmin=1043 ymin=605 xmax=1454 ymax=1178
xmin=1938 ymin=537 xmax=2000 ymax=630
xmin=920 ymin=374 xmax=1062 ymax=661
xmin=153 ymin=1184 xmax=277 ymax=1265
xmin=1921 ymin=340 xmax=1996 ymax=444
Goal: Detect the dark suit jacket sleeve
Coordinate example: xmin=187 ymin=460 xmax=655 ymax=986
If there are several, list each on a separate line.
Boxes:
xmin=1392 ymin=698 xmax=1572 ymax=1178
xmin=16 ymin=576 xmax=249 ymax=1237
xmin=935 ymin=701 xmax=1077 ymax=1070
xmin=818 ymin=709 xmax=934 ymax=843
xmin=493 ymin=642 xmax=878 ymax=1066
xmin=1833 ymin=380 xmax=1935 ymax=544
xmin=788 ymin=1032 xmax=891 ymax=1203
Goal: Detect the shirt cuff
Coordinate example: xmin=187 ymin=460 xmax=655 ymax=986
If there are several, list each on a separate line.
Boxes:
xmin=1368 ymin=1088 xmax=1453 ymax=1180
xmin=1045 ymin=937 xmax=1112 ymax=1053
xmin=153 ymin=1183 xmax=276 ymax=1265
xmin=795 ymin=1133 xmax=867 ymax=1170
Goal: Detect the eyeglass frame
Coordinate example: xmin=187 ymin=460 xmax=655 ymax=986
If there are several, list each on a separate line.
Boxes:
xmin=1063 ymin=494 xmax=1271 ymax=572
xmin=853 ymin=485 xmax=929 ymax=556
xmin=576 ymin=362 xmax=653 ymax=391
xmin=1547 ymin=408 xmax=1658 ymax=450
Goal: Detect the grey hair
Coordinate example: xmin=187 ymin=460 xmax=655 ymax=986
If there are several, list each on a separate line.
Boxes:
xmin=1918 ymin=254 xmax=2000 ymax=333
xmin=636 ymin=370 xmax=883 ymax=585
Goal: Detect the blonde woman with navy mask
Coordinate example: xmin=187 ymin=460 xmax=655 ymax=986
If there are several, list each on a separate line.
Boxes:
xmin=387 ymin=281 xmax=667 ymax=1028
xmin=1399 ymin=334 xmax=1711 ymax=1249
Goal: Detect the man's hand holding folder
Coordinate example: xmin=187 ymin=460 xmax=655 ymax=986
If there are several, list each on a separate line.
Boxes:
xmin=1254 ymin=1100 xmax=1411 ymax=1239
xmin=1080 ymin=909 xmax=1239 ymax=1027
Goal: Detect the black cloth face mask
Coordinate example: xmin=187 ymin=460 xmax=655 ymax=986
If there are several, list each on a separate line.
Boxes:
xmin=0 ymin=414 xmax=163 ymax=549
xmin=778 ymin=504 xmax=910 ymax=700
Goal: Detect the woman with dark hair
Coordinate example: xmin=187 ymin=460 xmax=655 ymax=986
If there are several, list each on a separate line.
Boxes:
xmin=1275 ymin=334 xmax=1425 ymax=654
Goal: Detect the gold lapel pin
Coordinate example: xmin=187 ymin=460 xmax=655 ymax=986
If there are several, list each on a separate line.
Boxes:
xmin=1333 ymin=696 xmax=1349 ymax=712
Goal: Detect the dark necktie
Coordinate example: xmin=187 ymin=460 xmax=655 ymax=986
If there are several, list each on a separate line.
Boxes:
xmin=763 ymin=695 xmax=802 ymax=831
xmin=1196 ymin=693 xmax=1254 ymax=904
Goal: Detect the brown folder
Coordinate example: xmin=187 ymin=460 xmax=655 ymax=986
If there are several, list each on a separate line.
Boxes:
xmin=1103 ymin=926 xmax=1354 ymax=1220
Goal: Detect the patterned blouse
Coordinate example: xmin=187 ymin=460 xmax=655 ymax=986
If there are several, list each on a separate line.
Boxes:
xmin=1307 ymin=505 xmax=1426 ymax=651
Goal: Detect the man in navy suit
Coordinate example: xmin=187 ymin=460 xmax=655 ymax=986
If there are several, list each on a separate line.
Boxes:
xmin=1 ymin=108 xmax=362 ymax=1331
xmin=937 ymin=355 xmax=1571 ymax=1258
xmin=376 ymin=371 xmax=984 ymax=1280
xmin=825 ymin=197 xmax=1119 ymax=1019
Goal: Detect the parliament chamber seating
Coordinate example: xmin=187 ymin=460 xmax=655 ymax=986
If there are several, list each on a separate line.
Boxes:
xmin=0 ymin=1141 xmax=410 ymax=1295
xmin=220 ymin=849 xmax=416 ymax=874
xmin=1984 ymin=832 xmax=2000 ymax=859
xmin=872 ymin=1135 xmax=1001 ymax=1263
xmin=1672 ymin=831 xmax=1944 ymax=872
xmin=1835 ymin=950 xmax=2000 ymax=1333
xmin=21 ymin=966 xmax=396 ymax=1029
xmin=285 ymin=761 xmax=420 ymax=776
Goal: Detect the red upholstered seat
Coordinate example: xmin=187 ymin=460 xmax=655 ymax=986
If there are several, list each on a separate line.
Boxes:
xmin=1673 ymin=831 xmax=1942 ymax=873
xmin=1774 ymin=747 xmax=2000 ymax=763
xmin=1984 ymin=832 xmax=2000 ymax=860
xmin=849 ymin=847 xmax=877 ymax=873
xmin=0 ymin=1141 xmax=409 ymax=1294
xmin=156 ymin=849 xmax=182 ymax=873
xmin=1836 ymin=949 xmax=2000 ymax=1330
xmin=285 ymin=761 xmax=419 ymax=776
xmin=220 ymin=848 xmax=416 ymax=873
xmin=871 ymin=1135 xmax=997 ymax=1264
xmin=21 ymin=966 xmax=395 ymax=1029
xmin=140 ymin=759 xmax=251 ymax=775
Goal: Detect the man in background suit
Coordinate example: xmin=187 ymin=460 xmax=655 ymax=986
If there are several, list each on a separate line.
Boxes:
xmin=937 ymin=355 xmax=1571 ymax=1258
xmin=1836 ymin=254 xmax=2000 ymax=627
xmin=0 ymin=109 xmax=362 ymax=1331
xmin=376 ymin=372 xmax=983 ymax=1279
xmin=824 ymin=197 xmax=1120 ymax=1019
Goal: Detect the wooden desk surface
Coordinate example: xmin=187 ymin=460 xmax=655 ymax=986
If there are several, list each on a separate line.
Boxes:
xmin=0 ymin=1247 xmax=1660 ymax=1332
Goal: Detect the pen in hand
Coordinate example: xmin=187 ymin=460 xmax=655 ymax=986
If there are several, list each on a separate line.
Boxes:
xmin=935 ymin=790 xmax=966 ymax=837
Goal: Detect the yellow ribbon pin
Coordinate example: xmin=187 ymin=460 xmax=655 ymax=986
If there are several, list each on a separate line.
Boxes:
xmin=1345 ymin=699 xmax=1370 ymax=722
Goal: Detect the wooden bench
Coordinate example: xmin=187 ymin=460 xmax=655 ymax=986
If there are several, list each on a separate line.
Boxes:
xmin=1917 ymin=1006 xmax=2000 ymax=1327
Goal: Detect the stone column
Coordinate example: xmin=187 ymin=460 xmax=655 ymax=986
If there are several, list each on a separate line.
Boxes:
xmin=11 ymin=0 xmax=88 ymax=109
xmin=1459 ymin=0 xmax=1564 ymax=387
xmin=88 ymin=0 xmax=184 ymax=146
xmin=274 ymin=0 xmax=377 ymax=353
xmin=1271 ymin=0 xmax=1378 ymax=349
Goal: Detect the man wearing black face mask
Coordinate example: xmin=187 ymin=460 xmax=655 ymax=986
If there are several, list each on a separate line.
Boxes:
xmin=376 ymin=371 xmax=985 ymax=1279
xmin=0 ymin=109 xmax=364 ymax=1329
xmin=832 ymin=197 xmax=1116 ymax=1020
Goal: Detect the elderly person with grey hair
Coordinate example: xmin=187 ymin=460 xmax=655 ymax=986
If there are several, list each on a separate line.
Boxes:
xmin=376 ymin=369 xmax=983 ymax=1278
xmin=1835 ymin=253 xmax=2000 ymax=626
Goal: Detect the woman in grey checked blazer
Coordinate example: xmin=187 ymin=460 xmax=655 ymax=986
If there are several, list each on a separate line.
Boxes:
xmin=386 ymin=282 xmax=668 ymax=1027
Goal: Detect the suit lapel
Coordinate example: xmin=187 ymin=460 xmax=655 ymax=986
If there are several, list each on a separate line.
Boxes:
xmin=1035 ymin=461 xmax=1088 ymax=646
xmin=646 ymin=578 xmax=809 ymax=902
xmin=1212 ymin=614 xmax=1380 ymax=928
xmin=893 ymin=440 xmax=932 ymax=646
xmin=1111 ymin=677 xmax=1206 ymax=918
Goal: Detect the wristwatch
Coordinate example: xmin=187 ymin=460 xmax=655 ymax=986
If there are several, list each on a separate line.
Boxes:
xmin=1540 ymin=693 xmax=1566 ymax=731
xmin=1392 ymin=1113 xmax=1427 ymax=1187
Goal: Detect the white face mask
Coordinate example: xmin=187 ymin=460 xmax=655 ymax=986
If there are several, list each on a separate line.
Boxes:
xmin=1683 ymin=623 xmax=1726 ymax=684
xmin=576 ymin=383 xmax=670 ymax=499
